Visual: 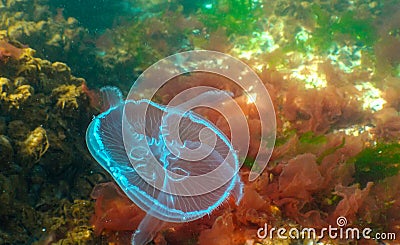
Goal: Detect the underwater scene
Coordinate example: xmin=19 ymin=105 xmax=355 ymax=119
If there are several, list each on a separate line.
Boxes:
xmin=1 ymin=0 xmax=400 ymax=244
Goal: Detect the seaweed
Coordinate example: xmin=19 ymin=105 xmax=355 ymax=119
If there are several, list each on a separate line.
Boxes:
xmin=353 ymin=143 xmax=400 ymax=187
xmin=275 ymin=129 xmax=296 ymax=146
xmin=242 ymin=156 xmax=255 ymax=168
xmin=0 ymin=40 xmax=25 ymax=61
xmin=330 ymin=11 xmax=376 ymax=47
xmin=299 ymin=131 xmax=327 ymax=145
xmin=199 ymin=0 xmax=263 ymax=36
xmin=316 ymin=136 xmax=345 ymax=164
xmin=287 ymin=5 xmax=378 ymax=54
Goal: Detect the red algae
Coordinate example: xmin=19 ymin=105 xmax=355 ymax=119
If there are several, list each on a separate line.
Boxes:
xmin=197 ymin=212 xmax=236 ymax=245
xmin=90 ymin=182 xmax=236 ymax=244
xmin=0 ymin=40 xmax=25 ymax=61
xmin=90 ymin=182 xmax=145 ymax=236
xmin=360 ymin=175 xmax=400 ymax=240
xmin=278 ymin=154 xmax=324 ymax=201
xmin=81 ymin=81 xmax=102 ymax=110
xmin=283 ymin=85 xmax=363 ymax=134
xmin=372 ymin=107 xmax=400 ymax=140
xmin=329 ymin=182 xmax=373 ymax=225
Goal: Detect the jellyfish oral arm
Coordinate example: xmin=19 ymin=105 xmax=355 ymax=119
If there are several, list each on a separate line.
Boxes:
xmin=132 ymin=186 xmax=171 ymax=245
xmin=132 ymin=213 xmax=165 ymax=245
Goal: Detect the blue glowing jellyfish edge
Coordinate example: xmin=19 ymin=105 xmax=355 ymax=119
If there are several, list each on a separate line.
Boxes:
xmin=86 ymin=86 xmax=243 ymax=245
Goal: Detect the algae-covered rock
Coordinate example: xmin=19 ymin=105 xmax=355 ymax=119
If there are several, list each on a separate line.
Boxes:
xmin=51 ymin=84 xmax=81 ymax=110
xmin=19 ymin=126 xmax=49 ymax=164
xmin=35 ymin=199 xmax=96 ymax=245
xmin=0 ymin=75 xmax=35 ymax=109
xmin=6 ymin=84 xmax=34 ymax=109
xmin=0 ymin=173 xmax=14 ymax=216
xmin=0 ymin=77 xmax=11 ymax=100
xmin=0 ymin=135 xmax=13 ymax=166
xmin=0 ymin=35 xmax=101 ymax=244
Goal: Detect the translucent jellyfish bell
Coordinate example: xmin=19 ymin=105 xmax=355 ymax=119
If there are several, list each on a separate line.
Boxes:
xmin=86 ymin=87 xmax=243 ymax=245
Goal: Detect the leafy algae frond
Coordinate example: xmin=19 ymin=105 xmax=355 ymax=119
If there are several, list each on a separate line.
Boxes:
xmin=199 ymin=0 xmax=264 ymax=36
xmin=354 ymin=143 xmax=400 ymax=187
xmin=287 ymin=5 xmax=378 ymax=54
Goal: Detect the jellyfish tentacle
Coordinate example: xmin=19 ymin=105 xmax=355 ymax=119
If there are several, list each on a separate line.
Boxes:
xmin=231 ymin=176 xmax=244 ymax=205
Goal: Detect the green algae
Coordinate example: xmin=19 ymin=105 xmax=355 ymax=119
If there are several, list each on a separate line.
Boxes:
xmin=353 ymin=143 xmax=400 ymax=187
xmin=330 ymin=11 xmax=376 ymax=46
xmin=274 ymin=129 xmax=296 ymax=147
xmin=286 ymin=5 xmax=377 ymax=54
xmin=242 ymin=156 xmax=255 ymax=168
xmin=299 ymin=131 xmax=327 ymax=145
xmin=199 ymin=0 xmax=263 ymax=36
xmin=317 ymin=137 xmax=346 ymax=165
xmin=315 ymin=8 xmax=376 ymax=49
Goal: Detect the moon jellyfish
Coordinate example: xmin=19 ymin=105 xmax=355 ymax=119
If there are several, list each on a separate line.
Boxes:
xmin=86 ymin=86 xmax=243 ymax=245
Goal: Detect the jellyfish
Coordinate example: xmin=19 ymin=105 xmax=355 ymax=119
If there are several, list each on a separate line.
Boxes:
xmin=86 ymin=86 xmax=243 ymax=245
